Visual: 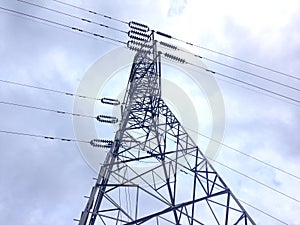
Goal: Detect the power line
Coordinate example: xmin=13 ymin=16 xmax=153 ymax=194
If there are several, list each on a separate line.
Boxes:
xmin=1 ymin=57 xmax=298 ymax=110
xmin=207 ymin=156 xmax=300 ymax=204
xmin=2 ymin=6 xmax=299 ymax=106
xmin=163 ymin=56 xmax=300 ymax=104
xmin=2 ymin=98 xmax=299 ymax=212
xmin=0 ymin=125 xmax=291 ymax=224
xmin=20 ymin=0 xmax=299 ymax=96
xmin=51 ymin=0 xmax=128 ymax=25
xmin=211 ymin=74 xmax=300 ymax=107
xmin=48 ymin=0 xmax=299 ymax=82
xmin=196 ymin=55 xmax=300 ymax=92
xmin=0 ymin=129 xmax=287 ymax=225
xmin=184 ymin=127 xmax=300 ymax=181
xmin=0 ymin=6 xmax=126 ymax=45
xmin=1 ymin=2 xmax=299 ymax=176
xmin=0 ymin=101 xmax=296 ymax=222
xmin=18 ymin=0 xmax=300 ymax=95
xmin=17 ymin=0 xmax=127 ymax=34
xmin=0 ymin=126 xmax=292 ymax=225
xmin=2 ymin=127 xmax=289 ymax=221
xmin=200 ymin=64 xmax=300 ymax=104
xmin=0 ymin=129 xmax=90 ymax=144
xmin=2 ymin=95 xmax=299 ymax=184
xmin=0 ymin=100 xmax=95 ymax=119
xmin=162 ymin=56 xmax=300 ymax=104
xmin=156 ymin=31 xmax=300 ymax=81
xmin=2 ymin=98 xmax=299 ymax=183
xmin=159 ymin=43 xmax=300 ymax=92
xmin=0 ymin=78 xmax=102 ymax=101
xmin=239 ymin=200 xmax=288 ymax=225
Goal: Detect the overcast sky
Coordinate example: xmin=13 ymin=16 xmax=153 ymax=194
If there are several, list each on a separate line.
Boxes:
xmin=0 ymin=0 xmax=300 ymax=224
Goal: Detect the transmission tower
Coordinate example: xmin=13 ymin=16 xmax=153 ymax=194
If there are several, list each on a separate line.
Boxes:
xmin=77 ymin=22 xmax=256 ymax=225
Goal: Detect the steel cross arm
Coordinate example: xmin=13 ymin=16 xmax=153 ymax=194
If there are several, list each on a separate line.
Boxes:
xmin=125 ymin=189 xmax=229 ymax=225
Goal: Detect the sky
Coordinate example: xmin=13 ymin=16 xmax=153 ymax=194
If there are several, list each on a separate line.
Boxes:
xmin=0 ymin=0 xmax=300 ymax=224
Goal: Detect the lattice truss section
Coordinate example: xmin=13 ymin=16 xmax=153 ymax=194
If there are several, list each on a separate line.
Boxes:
xmin=78 ymin=49 xmax=255 ymax=225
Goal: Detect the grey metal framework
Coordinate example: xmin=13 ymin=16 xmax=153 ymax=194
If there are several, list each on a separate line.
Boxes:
xmin=78 ymin=31 xmax=256 ymax=225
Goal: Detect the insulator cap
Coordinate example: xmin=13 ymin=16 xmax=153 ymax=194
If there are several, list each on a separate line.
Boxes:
xmin=90 ymin=139 xmax=113 ymax=148
xmin=159 ymin=41 xmax=177 ymax=50
xmin=128 ymin=34 xmax=149 ymax=43
xmin=128 ymin=30 xmax=151 ymax=40
xmin=127 ymin=40 xmax=153 ymax=49
xmin=164 ymin=53 xmax=185 ymax=63
xmin=129 ymin=21 xmax=149 ymax=32
xmin=96 ymin=115 xmax=118 ymax=124
xmin=127 ymin=41 xmax=152 ymax=55
xmin=101 ymin=97 xmax=120 ymax=105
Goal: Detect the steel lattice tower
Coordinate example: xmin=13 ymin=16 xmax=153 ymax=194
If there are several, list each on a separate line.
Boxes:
xmin=78 ymin=24 xmax=256 ymax=225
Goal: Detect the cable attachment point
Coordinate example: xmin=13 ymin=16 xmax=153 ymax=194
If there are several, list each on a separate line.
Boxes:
xmin=164 ymin=53 xmax=185 ymax=63
xmin=96 ymin=115 xmax=118 ymax=124
xmin=90 ymin=139 xmax=113 ymax=148
xmin=129 ymin=21 xmax=149 ymax=32
xmin=205 ymin=69 xmax=216 ymax=74
xmin=101 ymin=98 xmax=120 ymax=105
xmin=156 ymin=31 xmax=172 ymax=39
xmin=159 ymin=41 xmax=177 ymax=50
